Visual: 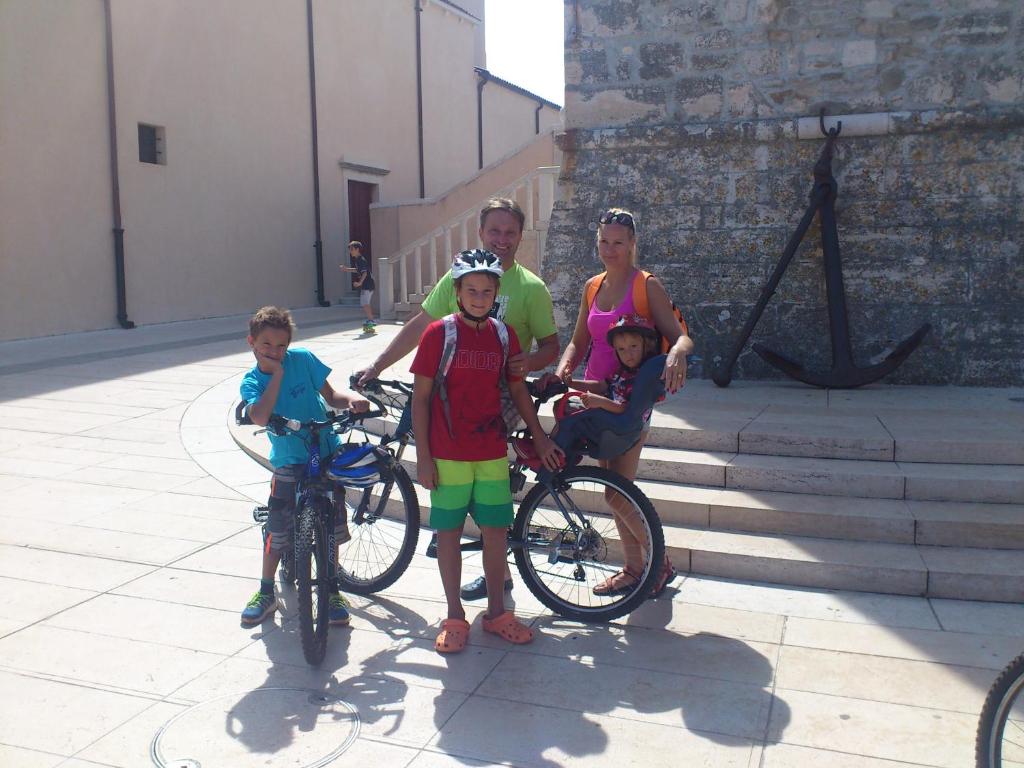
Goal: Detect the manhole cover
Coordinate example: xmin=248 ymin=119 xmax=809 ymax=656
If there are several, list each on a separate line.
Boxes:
xmin=150 ymin=688 xmax=359 ymax=768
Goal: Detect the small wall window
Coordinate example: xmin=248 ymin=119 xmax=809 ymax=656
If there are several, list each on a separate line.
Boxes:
xmin=138 ymin=124 xmax=166 ymax=165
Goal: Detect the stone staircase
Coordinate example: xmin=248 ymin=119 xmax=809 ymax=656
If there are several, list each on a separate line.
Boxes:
xmin=369 ymin=131 xmax=561 ymax=321
xmin=231 ymin=379 xmax=1024 ymax=603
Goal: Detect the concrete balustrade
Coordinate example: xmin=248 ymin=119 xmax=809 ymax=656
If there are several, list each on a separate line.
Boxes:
xmin=372 ymin=130 xmax=561 ymax=320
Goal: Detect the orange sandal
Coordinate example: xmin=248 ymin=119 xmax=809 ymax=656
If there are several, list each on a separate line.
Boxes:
xmin=592 ymin=568 xmax=641 ymax=596
xmin=434 ymin=618 xmax=470 ymax=654
xmin=482 ymin=611 xmax=534 ymax=645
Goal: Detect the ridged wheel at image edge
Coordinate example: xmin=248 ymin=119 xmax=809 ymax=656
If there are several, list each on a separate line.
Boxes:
xmin=977 ymin=652 xmax=1024 ymax=768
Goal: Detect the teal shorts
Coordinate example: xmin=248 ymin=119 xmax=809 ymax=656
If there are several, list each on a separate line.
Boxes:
xmin=430 ymin=458 xmax=513 ymax=531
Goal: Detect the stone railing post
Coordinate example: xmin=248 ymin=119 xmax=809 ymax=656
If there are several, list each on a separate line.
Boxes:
xmin=378 ymin=256 xmax=395 ymax=319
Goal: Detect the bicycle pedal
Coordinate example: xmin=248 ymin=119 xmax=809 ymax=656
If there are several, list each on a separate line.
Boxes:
xmin=252 ymin=505 xmax=270 ymax=523
xmin=509 ymin=467 xmax=526 ymax=494
xmin=425 ymin=535 xmax=438 ymax=559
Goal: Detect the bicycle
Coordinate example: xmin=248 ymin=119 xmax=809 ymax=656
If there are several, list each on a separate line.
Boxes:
xmin=977 ymin=651 xmax=1024 ymax=767
xmin=504 ymin=379 xmax=666 ymax=622
xmin=356 ymin=375 xmax=666 ymax=624
xmin=236 ymin=400 xmax=419 ymax=665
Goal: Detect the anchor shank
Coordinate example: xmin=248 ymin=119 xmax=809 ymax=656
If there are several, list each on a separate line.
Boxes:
xmin=712 ymin=185 xmax=827 ymax=386
xmin=818 ymin=186 xmax=855 ymax=367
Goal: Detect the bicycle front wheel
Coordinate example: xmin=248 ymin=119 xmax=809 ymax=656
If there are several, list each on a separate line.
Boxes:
xmin=295 ymin=503 xmax=330 ymax=666
xmin=511 ymin=466 xmax=664 ymax=623
xmin=336 ymin=463 xmax=420 ymax=594
xmin=977 ymin=652 xmax=1024 ymax=767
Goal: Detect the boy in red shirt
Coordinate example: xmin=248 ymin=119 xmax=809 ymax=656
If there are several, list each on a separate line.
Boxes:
xmin=410 ymin=250 xmax=562 ymax=653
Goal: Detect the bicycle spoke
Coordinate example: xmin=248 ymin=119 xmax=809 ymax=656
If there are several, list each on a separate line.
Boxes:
xmin=334 ymin=464 xmax=420 ymax=594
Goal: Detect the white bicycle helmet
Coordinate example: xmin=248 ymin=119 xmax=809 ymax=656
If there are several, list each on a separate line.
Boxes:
xmin=451 ymin=249 xmax=503 ymax=281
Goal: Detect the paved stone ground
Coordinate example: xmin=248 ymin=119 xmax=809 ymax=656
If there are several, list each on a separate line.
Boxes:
xmin=1 ymin=307 xmax=1022 ymax=767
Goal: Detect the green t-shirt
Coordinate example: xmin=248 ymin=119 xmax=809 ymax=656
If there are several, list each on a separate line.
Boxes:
xmin=421 ymin=262 xmax=557 ymax=351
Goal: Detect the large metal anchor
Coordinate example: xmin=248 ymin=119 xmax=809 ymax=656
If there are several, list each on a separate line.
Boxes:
xmin=713 ymin=113 xmax=931 ymax=389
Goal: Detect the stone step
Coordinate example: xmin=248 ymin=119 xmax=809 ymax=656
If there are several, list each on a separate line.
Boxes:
xmin=230 ymin=400 xmax=1024 ymax=601
xmin=362 ymin=388 xmax=1024 ymax=467
xmin=350 ymin=415 xmax=1024 ymax=504
xmin=636 ymin=446 xmax=1024 ymax=503
xmin=665 ymin=527 xmax=1024 ymax=603
xmin=636 ymin=482 xmax=1024 ymax=549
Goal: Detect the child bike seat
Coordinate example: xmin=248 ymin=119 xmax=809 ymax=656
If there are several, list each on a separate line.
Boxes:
xmin=552 ymin=354 xmax=667 ymax=463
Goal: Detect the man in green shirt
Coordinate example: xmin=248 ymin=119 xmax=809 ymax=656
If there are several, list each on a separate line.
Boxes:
xmin=355 ymin=197 xmax=559 ymax=599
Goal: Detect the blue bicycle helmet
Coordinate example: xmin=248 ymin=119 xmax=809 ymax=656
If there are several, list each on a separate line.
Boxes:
xmin=326 ymin=443 xmax=380 ymax=487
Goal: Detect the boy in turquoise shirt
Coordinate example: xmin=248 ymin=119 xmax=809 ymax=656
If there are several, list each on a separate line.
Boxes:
xmin=239 ymin=306 xmax=369 ymax=626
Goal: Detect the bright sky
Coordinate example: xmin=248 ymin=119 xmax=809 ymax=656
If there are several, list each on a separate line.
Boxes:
xmin=484 ymin=0 xmax=565 ymax=106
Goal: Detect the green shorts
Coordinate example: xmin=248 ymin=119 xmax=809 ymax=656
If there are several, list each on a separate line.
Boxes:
xmin=430 ymin=458 xmax=513 ymax=531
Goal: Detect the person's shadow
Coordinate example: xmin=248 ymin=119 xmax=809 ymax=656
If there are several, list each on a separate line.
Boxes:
xmin=428 ymin=585 xmax=790 ymax=766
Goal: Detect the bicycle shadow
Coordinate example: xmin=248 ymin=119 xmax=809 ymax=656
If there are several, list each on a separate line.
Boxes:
xmin=222 ymin=586 xmax=360 ymax=756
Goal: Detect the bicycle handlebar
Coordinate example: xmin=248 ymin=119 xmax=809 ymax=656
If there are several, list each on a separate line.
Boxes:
xmin=527 ymin=378 xmax=568 ymax=404
xmin=350 ymin=374 xmax=414 ymax=396
xmin=234 ymin=400 xmax=383 ymax=436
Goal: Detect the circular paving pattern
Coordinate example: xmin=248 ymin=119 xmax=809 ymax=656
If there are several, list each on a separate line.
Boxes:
xmin=150 ymin=688 xmax=360 ymax=767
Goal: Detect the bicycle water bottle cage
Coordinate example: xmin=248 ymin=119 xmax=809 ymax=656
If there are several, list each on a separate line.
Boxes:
xmin=326 ymin=443 xmax=380 ymax=487
xmin=553 ymin=354 xmax=667 ymax=462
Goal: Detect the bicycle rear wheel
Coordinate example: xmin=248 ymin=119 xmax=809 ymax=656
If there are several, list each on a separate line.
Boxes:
xmin=511 ymin=466 xmax=664 ymax=623
xmin=977 ymin=652 xmax=1024 ymax=767
xmin=335 ymin=463 xmax=420 ymax=594
xmin=295 ymin=502 xmax=329 ymax=666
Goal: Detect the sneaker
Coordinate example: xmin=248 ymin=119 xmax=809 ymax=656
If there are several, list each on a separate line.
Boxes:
xmin=241 ymin=592 xmax=278 ymax=625
xmin=329 ymin=592 xmax=351 ymax=625
xmin=460 ymin=575 xmax=514 ymax=601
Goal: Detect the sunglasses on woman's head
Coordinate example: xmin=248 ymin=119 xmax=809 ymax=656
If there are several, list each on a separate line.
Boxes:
xmin=599 ymin=211 xmax=635 ymax=232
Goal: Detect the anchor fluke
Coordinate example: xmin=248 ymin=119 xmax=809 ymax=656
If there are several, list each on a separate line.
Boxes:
xmin=754 ymin=323 xmax=931 ymax=389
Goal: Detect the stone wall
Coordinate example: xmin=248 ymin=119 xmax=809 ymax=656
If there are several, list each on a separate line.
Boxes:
xmin=544 ymin=0 xmax=1023 ymax=385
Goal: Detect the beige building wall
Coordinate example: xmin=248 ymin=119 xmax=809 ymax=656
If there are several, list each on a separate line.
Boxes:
xmin=421 ymin=4 xmax=482 ymax=199
xmin=0 ymin=1 xmax=115 ymax=340
xmin=0 ymin=0 xmax=558 ymax=342
xmin=313 ymin=0 xmax=421 ymax=302
xmin=482 ymin=82 xmax=562 ymax=167
xmin=112 ymin=0 xmax=314 ymax=325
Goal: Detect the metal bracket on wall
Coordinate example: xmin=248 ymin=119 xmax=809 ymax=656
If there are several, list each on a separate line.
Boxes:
xmin=713 ymin=110 xmax=931 ymax=389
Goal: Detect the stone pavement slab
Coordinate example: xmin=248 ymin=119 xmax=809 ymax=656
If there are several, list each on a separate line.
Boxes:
xmin=1 ymin=311 xmax=1022 ymax=767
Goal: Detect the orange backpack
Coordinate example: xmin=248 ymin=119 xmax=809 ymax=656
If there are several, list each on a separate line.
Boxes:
xmin=584 ymin=270 xmax=688 ymax=353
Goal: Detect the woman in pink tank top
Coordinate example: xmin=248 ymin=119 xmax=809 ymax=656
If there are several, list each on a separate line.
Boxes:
xmin=550 ymin=208 xmax=694 ymax=598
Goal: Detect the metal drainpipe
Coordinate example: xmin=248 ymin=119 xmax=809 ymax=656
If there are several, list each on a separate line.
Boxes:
xmin=103 ymin=0 xmax=134 ymax=329
xmin=534 ymin=100 xmax=543 ymax=134
xmin=414 ymin=0 xmax=425 ymax=197
xmin=306 ymin=0 xmax=329 ymax=307
xmin=476 ymin=69 xmax=489 ymax=169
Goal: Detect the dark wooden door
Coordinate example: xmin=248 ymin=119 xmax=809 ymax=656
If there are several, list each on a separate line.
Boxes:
xmin=347 ymin=180 xmax=376 ymax=290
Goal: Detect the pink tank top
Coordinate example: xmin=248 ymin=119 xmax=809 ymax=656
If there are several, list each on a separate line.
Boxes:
xmin=585 ymin=270 xmax=638 ymax=381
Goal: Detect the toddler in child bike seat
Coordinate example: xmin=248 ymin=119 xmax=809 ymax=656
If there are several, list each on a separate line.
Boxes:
xmin=512 ymin=314 xmax=666 ymax=471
